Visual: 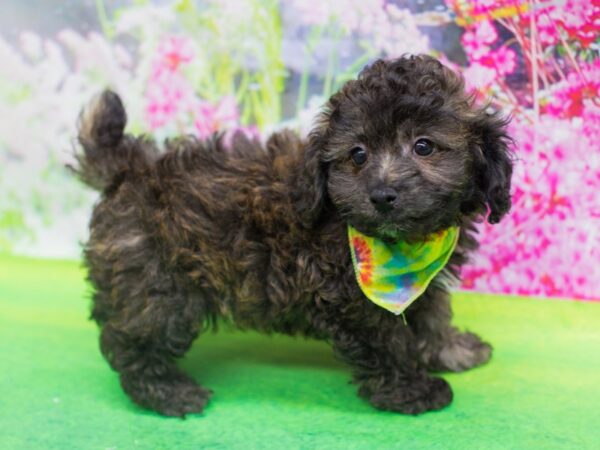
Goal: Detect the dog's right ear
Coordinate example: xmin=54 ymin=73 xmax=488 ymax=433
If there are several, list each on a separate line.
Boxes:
xmin=293 ymin=114 xmax=331 ymax=229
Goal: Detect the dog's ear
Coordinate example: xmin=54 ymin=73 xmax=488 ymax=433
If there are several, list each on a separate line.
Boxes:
xmin=470 ymin=110 xmax=514 ymax=224
xmin=293 ymin=115 xmax=331 ymax=228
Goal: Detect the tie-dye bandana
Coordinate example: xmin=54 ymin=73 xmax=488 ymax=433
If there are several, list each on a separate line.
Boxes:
xmin=348 ymin=225 xmax=460 ymax=315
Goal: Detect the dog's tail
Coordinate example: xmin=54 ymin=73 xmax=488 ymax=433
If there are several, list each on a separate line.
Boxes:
xmin=74 ymin=90 xmax=153 ymax=192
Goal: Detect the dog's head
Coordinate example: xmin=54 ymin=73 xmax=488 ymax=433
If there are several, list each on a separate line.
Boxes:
xmin=295 ymin=55 xmax=513 ymax=240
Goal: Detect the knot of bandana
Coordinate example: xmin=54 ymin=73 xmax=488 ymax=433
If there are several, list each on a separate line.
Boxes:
xmin=348 ymin=225 xmax=460 ymax=315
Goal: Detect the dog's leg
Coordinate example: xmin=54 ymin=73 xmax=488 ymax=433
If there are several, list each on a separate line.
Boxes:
xmin=98 ymin=283 xmax=211 ymax=417
xmin=406 ymin=284 xmax=492 ymax=372
xmin=330 ymin=320 xmax=453 ymax=414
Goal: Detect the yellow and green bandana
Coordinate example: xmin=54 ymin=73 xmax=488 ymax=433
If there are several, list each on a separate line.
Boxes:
xmin=348 ymin=225 xmax=459 ymax=315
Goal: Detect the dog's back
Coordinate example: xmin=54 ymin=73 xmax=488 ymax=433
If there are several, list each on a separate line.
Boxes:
xmin=74 ymin=91 xmax=320 ymax=327
xmin=75 ymin=90 xmax=302 ymax=204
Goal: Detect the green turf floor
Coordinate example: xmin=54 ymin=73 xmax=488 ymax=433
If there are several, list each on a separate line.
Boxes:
xmin=1 ymin=254 xmax=600 ymax=450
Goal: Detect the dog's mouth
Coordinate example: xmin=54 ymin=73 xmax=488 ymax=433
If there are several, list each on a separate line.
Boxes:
xmin=347 ymin=216 xmax=412 ymax=242
xmin=347 ymin=208 xmax=446 ymax=242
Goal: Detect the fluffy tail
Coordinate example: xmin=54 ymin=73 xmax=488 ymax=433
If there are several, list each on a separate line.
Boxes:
xmin=74 ymin=90 xmax=152 ymax=192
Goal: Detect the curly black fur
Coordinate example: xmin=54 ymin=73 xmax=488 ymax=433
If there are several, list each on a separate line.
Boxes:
xmin=74 ymin=55 xmax=513 ymax=417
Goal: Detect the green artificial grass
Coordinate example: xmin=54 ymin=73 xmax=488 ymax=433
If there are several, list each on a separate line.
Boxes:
xmin=1 ymin=254 xmax=600 ymax=450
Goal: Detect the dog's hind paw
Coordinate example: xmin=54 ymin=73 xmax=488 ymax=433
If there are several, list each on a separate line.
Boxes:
xmin=121 ymin=371 xmax=212 ymax=417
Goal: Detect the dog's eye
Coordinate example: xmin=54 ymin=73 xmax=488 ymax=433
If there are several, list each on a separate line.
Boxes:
xmin=413 ymin=139 xmax=435 ymax=156
xmin=350 ymin=147 xmax=368 ymax=166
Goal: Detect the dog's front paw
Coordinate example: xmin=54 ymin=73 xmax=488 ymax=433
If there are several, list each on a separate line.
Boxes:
xmin=121 ymin=371 xmax=212 ymax=417
xmin=360 ymin=375 xmax=453 ymax=414
xmin=432 ymin=332 xmax=492 ymax=372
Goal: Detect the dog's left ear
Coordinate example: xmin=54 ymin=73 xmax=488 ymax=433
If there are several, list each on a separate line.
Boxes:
xmin=470 ymin=110 xmax=514 ymax=224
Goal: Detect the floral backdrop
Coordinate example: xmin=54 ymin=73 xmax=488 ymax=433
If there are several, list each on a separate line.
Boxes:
xmin=0 ymin=0 xmax=598 ymax=300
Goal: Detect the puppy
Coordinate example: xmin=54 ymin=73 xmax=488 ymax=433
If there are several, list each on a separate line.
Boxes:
xmin=75 ymin=55 xmax=512 ymax=416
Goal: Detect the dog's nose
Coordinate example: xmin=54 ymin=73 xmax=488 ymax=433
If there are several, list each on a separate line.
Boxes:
xmin=370 ymin=187 xmax=397 ymax=212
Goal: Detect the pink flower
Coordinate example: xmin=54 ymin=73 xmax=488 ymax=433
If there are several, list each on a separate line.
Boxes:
xmin=461 ymin=21 xmax=499 ymax=63
xmin=144 ymin=36 xmax=196 ymax=130
xmin=145 ymin=72 xmax=194 ymax=129
xmin=543 ymin=60 xmax=600 ymax=119
xmin=536 ymin=13 xmax=559 ymax=46
xmin=463 ymin=62 xmax=496 ymax=92
xmin=470 ymin=45 xmax=516 ymax=78
xmin=462 ymin=20 xmax=497 ymax=51
xmin=155 ymin=36 xmax=193 ymax=73
xmin=462 ymin=34 xmax=489 ymax=61
xmin=460 ymin=19 xmax=515 ymax=88
xmin=560 ymin=0 xmax=600 ymax=48
xmin=491 ymin=46 xmax=516 ymax=76
xmin=535 ymin=0 xmax=600 ymax=48
xmin=193 ymin=96 xmax=240 ymax=139
xmin=143 ymin=35 xmax=248 ymax=141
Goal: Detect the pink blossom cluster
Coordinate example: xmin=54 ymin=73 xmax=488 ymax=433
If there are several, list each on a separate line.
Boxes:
xmin=447 ymin=0 xmax=599 ymax=48
xmin=460 ymin=20 xmax=517 ymax=91
xmin=145 ymin=36 xmax=245 ymax=139
xmin=145 ymin=36 xmax=195 ymax=129
xmin=535 ymin=0 xmax=600 ymax=48
xmin=447 ymin=2 xmax=600 ymax=300
xmin=543 ymin=60 xmax=600 ymax=119
xmin=463 ymin=113 xmax=600 ymax=299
